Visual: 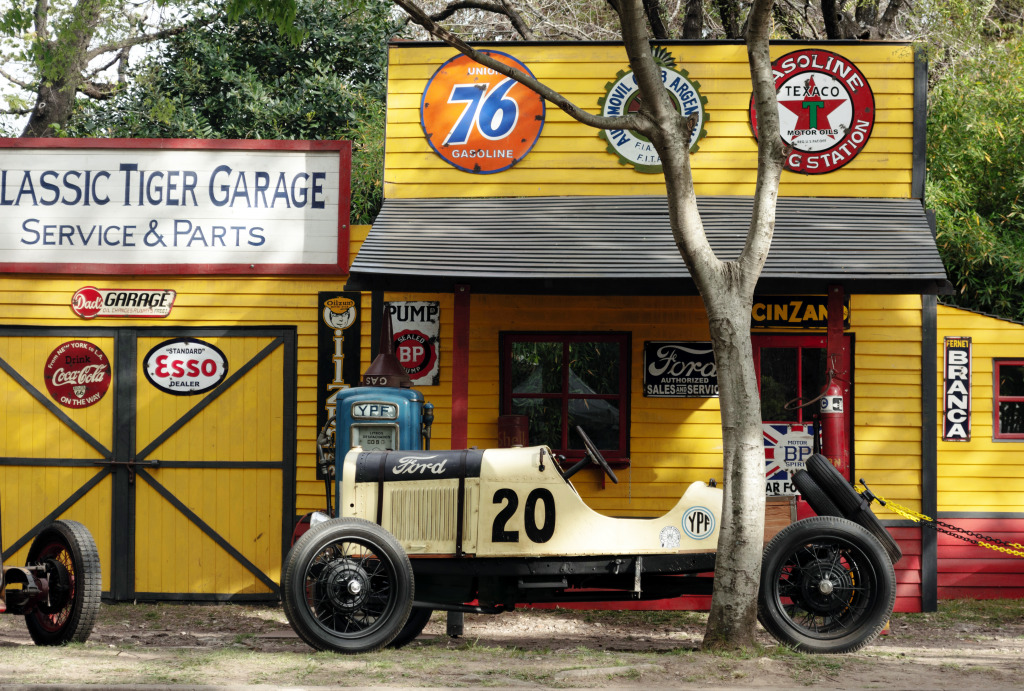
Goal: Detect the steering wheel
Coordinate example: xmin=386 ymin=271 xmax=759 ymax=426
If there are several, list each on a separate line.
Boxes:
xmin=576 ymin=426 xmax=618 ymax=484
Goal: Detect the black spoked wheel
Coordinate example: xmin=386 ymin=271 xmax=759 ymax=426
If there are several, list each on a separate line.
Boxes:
xmin=387 ymin=607 xmax=434 ymax=649
xmin=25 ymin=520 xmax=102 ymax=646
xmin=806 ymin=454 xmax=903 ymax=564
xmin=282 ymin=517 xmax=413 ymax=654
xmin=758 ymin=516 xmax=896 ymax=654
xmin=792 ymin=469 xmax=842 ymax=518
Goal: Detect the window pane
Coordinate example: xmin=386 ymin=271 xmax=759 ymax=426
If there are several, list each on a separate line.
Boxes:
xmin=761 ymin=348 xmax=798 ymax=422
xmin=568 ymin=406 xmax=619 ymax=451
xmin=512 ymin=398 xmax=562 ymax=448
xmin=569 ymin=341 xmax=620 ymax=395
xmin=801 ymin=348 xmax=828 ymax=415
xmin=1000 ymin=365 xmax=1024 ymax=397
xmin=510 ymin=342 xmax=562 ymax=394
xmin=568 ymin=399 xmax=620 ymax=449
xmin=999 ymin=402 xmax=1024 ymax=435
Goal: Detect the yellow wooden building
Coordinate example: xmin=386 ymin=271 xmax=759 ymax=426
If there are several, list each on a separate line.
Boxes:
xmin=2 ymin=41 xmax=1021 ymax=610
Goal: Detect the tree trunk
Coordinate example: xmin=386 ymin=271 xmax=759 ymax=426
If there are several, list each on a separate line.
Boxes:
xmin=21 ymin=0 xmax=105 ymax=137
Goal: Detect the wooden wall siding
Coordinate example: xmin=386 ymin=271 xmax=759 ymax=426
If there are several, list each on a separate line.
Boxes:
xmin=936 ymin=518 xmax=1024 ymax=599
xmin=385 ymin=43 xmax=917 ymax=199
xmin=891 ymin=526 xmax=923 ymax=612
xmin=936 ymin=305 xmax=1024 ymax=512
xmin=937 ymin=305 xmax=1024 ymax=511
xmin=849 ymin=294 xmax=924 ymax=516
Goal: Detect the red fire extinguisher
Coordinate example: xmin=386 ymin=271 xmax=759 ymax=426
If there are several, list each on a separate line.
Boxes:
xmin=819 ymin=377 xmax=850 ymax=478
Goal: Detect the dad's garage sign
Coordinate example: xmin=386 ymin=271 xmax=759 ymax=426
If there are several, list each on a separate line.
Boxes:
xmin=72 ymin=286 xmax=176 ymax=319
xmin=143 ymin=338 xmax=228 ymax=396
xmin=44 ymin=340 xmax=111 ymax=408
xmin=388 ymin=301 xmax=440 ymax=386
xmin=750 ymin=49 xmax=875 ymax=174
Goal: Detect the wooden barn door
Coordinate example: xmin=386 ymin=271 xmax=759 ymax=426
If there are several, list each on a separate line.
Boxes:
xmin=0 ymin=326 xmax=296 ymax=602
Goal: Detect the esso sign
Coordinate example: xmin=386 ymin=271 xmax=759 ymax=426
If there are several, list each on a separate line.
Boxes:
xmin=143 ymin=338 xmax=228 ymax=396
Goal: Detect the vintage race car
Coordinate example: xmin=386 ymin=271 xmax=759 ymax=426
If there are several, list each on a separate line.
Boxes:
xmin=282 ymin=428 xmax=897 ymax=655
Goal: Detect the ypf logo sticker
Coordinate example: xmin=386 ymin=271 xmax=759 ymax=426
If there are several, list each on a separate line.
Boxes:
xmin=749 ymin=49 xmax=875 ymax=174
xmin=44 ymin=340 xmax=111 ymax=408
xmin=598 ymin=46 xmax=708 ymax=173
xmin=420 ymin=51 xmax=545 ymax=174
xmin=682 ymin=506 xmax=716 ymax=540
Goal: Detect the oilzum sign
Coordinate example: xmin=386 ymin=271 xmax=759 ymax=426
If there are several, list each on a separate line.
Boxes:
xmin=943 ymin=336 xmax=971 ymax=441
xmin=643 ymin=341 xmax=719 ymax=398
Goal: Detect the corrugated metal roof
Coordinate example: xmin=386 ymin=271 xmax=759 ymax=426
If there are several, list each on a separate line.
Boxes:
xmin=346 ymin=196 xmax=951 ymax=296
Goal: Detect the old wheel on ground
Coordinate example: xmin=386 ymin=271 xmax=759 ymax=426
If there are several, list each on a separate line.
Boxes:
xmin=282 ymin=517 xmax=413 ymax=653
xmin=792 ymin=469 xmax=842 ymax=518
xmin=757 ymin=516 xmax=896 ymax=654
xmin=24 ymin=520 xmax=102 ymax=646
xmin=806 ymin=454 xmax=903 ymax=564
xmin=387 ymin=607 xmax=433 ymax=648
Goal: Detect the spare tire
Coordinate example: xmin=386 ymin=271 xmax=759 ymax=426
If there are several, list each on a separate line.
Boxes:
xmin=806 ymin=454 xmax=902 ymax=564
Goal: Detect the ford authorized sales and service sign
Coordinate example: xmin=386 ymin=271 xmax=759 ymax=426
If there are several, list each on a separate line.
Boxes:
xmin=0 ymin=140 xmax=350 ymax=274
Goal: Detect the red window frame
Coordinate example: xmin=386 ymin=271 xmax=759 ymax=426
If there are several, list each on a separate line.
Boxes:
xmin=994 ymin=359 xmax=1024 ymax=440
xmin=500 ymin=332 xmax=630 ymax=461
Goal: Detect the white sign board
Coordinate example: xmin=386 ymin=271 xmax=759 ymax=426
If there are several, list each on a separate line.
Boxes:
xmin=0 ymin=140 xmax=349 ymax=274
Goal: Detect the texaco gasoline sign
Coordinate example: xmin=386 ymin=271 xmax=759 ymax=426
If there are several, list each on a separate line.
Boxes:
xmin=598 ymin=47 xmax=708 ymax=173
xmin=750 ymin=49 xmax=875 ymax=174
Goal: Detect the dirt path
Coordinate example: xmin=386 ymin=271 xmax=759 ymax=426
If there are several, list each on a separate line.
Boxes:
xmin=1 ymin=601 xmax=1022 ymax=688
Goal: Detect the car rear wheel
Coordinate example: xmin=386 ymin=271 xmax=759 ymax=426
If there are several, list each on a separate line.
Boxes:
xmin=282 ymin=517 xmax=413 ymax=653
xmin=758 ymin=516 xmax=896 ymax=654
xmin=25 ymin=520 xmax=102 ymax=646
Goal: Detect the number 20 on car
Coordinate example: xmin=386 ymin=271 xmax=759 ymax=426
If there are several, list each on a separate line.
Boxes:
xmin=420 ymin=51 xmax=545 ymax=174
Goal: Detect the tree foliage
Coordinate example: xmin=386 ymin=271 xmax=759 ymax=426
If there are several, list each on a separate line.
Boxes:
xmin=66 ymin=0 xmax=396 ymax=224
xmin=928 ymin=31 xmax=1024 ymax=322
xmin=1 ymin=0 xmax=213 ymax=136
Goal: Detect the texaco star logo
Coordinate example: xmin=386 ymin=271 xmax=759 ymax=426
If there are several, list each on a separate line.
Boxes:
xmin=749 ymin=49 xmax=875 ymax=175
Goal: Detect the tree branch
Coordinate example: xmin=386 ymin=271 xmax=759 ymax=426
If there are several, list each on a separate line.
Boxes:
xmin=78 ymin=79 xmax=119 ymax=99
xmin=429 ymin=0 xmax=535 ymax=39
xmin=0 ymin=66 xmax=33 ymax=90
xmin=642 ymin=0 xmax=669 ymax=39
xmin=742 ymin=0 xmax=785 ymax=288
xmin=391 ymin=0 xmax=648 ymax=133
xmin=33 ymin=0 xmax=50 ymax=42
xmin=84 ymin=17 xmax=213 ymax=62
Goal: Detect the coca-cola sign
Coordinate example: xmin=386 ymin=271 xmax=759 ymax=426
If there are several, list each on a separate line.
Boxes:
xmin=44 ymin=340 xmax=111 ymax=408
xmin=643 ymin=341 xmax=719 ymax=398
xmin=71 ymin=286 xmax=176 ymax=319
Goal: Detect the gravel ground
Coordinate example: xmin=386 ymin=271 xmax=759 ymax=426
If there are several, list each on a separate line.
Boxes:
xmin=0 ymin=600 xmax=1022 ymax=688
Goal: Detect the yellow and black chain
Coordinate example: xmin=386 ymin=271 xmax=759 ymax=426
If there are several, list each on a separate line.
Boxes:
xmin=855 ymin=482 xmax=1024 ymax=559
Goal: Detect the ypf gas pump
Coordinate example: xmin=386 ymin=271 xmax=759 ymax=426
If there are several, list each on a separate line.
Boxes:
xmin=293 ymin=307 xmax=433 ymax=543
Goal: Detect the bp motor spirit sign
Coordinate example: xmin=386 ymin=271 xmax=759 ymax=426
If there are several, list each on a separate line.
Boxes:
xmin=0 ymin=140 xmax=350 ymax=274
xmin=749 ymin=49 xmax=875 ymax=174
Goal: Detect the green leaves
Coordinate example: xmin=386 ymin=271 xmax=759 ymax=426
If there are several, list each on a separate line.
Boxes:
xmin=927 ymin=34 xmax=1024 ymax=321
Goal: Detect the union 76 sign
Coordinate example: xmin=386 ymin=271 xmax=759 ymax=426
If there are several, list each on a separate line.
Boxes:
xmin=420 ymin=52 xmax=545 ymax=174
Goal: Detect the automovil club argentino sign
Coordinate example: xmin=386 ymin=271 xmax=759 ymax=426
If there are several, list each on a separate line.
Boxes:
xmin=0 ymin=141 xmax=348 ymax=273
